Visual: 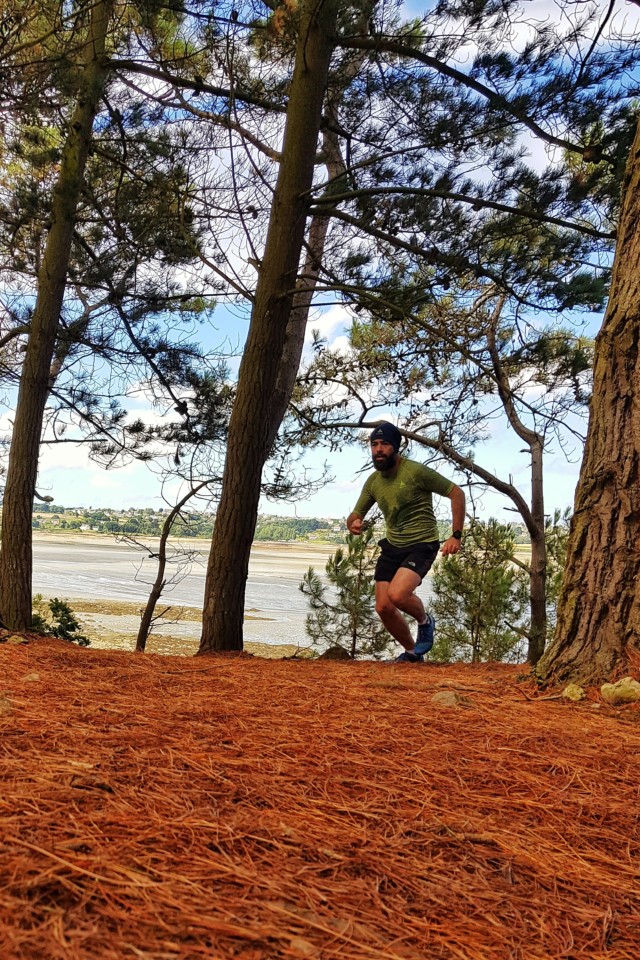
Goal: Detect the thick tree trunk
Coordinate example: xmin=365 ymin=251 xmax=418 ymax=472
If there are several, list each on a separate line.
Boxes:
xmin=537 ymin=119 xmax=640 ymax=685
xmin=198 ymin=1 xmax=339 ymax=653
xmin=0 ymin=0 xmax=113 ymax=630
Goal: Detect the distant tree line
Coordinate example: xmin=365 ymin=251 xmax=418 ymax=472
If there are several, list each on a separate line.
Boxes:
xmin=28 ymin=504 xmax=534 ymax=545
xmin=254 ymin=517 xmax=337 ymax=542
xmin=27 ymin=506 xmax=351 ymax=543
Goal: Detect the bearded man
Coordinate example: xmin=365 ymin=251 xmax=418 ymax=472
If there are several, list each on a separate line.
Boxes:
xmin=346 ymin=423 xmax=465 ymax=662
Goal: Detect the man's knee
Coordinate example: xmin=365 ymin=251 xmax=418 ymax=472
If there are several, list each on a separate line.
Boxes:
xmin=387 ymin=584 xmax=412 ymax=609
xmin=375 ymin=597 xmax=395 ymax=619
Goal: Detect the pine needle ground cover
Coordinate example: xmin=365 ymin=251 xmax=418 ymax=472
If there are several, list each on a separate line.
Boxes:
xmin=1 ymin=640 xmax=639 ymax=960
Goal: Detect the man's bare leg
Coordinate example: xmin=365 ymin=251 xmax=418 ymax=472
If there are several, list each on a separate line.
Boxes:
xmin=375 ymin=568 xmax=424 ymax=652
xmin=388 ymin=567 xmax=427 ymax=623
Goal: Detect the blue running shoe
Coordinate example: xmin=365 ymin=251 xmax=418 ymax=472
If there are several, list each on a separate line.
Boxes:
xmin=395 ymin=650 xmax=424 ymax=663
xmin=414 ymin=614 xmax=435 ymax=657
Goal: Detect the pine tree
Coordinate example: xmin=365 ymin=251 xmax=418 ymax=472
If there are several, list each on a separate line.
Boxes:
xmin=198 ymin=0 xmax=342 ymax=653
xmin=300 ymin=526 xmax=390 ymax=659
xmin=0 ymin=0 xmax=115 ymax=629
xmin=430 ymin=520 xmax=529 ymax=663
xmin=199 ymin=0 xmax=635 ymax=652
xmin=0 ymin=2 xmax=232 ymax=629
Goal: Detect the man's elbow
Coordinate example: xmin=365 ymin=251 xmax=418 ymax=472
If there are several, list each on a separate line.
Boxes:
xmin=450 ymin=484 xmax=465 ymax=506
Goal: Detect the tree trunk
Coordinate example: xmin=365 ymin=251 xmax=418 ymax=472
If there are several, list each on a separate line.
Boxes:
xmin=198 ymin=0 xmax=339 ymax=653
xmin=528 ymin=437 xmax=546 ymax=665
xmin=136 ymin=581 xmax=166 ymax=653
xmin=136 ymin=480 xmax=212 ymax=652
xmin=486 ymin=312 xmax=547 ymax=663
xmin=0 ymin=0 xmax=113 ymax=630
xmin=269 ymin=26 xmax=370 ymax=435
xmin=537 ymin=119 xmax=640 ymax=685
xmin=270 ymin=209 xmax=332 ymax=436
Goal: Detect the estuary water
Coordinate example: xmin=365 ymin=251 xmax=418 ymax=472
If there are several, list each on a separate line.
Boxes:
xmin=32 ymin=536 xmax=332 ymax=648
xmin=32 ymin=535 xmax=433 ymax=651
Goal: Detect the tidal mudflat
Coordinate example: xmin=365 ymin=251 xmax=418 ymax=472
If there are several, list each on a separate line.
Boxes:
xmin=32 ymin=535 xmax=339 ymax=655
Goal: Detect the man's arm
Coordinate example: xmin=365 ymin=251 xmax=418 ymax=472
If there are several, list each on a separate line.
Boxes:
xmin=441 ymin=484 xmax=465 ymax=555
xmin=347 ymin=482 xmax=375 ymax=535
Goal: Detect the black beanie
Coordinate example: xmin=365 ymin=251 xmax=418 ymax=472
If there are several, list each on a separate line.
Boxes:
xmin=369 ymin=422 xmax=402 ymax=452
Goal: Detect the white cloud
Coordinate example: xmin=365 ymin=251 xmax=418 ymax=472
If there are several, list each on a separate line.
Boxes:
xmin=304 ymin=303 xmax=353 ymax=350
xmin=38 ymin=444 xmax=94 ymax=470
xmin=34 ymin=442 xmax=165 ymax=508
xmin=326 ymin=334 xmax=352 ymax=356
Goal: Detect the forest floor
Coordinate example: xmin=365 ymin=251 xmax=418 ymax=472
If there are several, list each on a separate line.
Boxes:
xmin=1 ymin=637 xmax=639 ymax=960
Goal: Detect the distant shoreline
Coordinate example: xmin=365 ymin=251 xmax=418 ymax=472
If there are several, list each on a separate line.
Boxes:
xmin=31 ymin=530 xmax=338 ymax=548
xmin=31 ymin=530 xmax=533 ymax=556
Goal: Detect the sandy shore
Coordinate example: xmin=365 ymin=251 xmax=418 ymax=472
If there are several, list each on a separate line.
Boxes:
xmin=32 ymin=537 xmax=336 ymax=658
xmin=33 ymin=531 xmax=336 ymax=565
xmin=31 ymin=533 xmax=348 ymax=657
xmin=53 ymin=595 xmax=314 ymax=659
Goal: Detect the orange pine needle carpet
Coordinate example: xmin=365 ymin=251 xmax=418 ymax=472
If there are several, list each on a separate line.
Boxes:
xmin=1 ymin=638 xmax=639 ymax=959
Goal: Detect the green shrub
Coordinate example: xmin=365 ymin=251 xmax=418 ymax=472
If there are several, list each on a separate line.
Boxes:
xmin=430 ymin=519 xmax=528 ymax=663
xmin=300 ymin=526 xmax=390 ymax=660
xmin=32 ymin=595 xmax=91 ymax=646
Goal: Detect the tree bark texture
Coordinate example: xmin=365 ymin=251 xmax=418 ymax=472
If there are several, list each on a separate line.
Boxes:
xmin=538 ymin=119 xmax=640 ymax=684
xmin=0 ymin=0 xmax=113 ymax=630
xmin=269 ymin=11 xmax=373 ymax=433
xmin=198 ymin=1 xmax=339 ymax=653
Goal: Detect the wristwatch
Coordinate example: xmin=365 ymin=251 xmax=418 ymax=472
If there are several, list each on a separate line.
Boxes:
xmin=452 ymin=530 xmax=463 ymax=540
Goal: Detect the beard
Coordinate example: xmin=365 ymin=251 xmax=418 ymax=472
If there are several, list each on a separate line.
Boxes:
xmin=372 ymin=451 xmax=397 ymax=472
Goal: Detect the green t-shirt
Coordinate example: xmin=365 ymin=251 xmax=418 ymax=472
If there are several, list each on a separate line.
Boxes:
xmin=353 ymin=457 xmax=454 ymax=547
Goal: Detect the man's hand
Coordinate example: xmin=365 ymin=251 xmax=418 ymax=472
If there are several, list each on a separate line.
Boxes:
xmin=441 ymin=536 xmax=462 ymax=556
xmin=346 ymin=513 xmax=364 ymax=535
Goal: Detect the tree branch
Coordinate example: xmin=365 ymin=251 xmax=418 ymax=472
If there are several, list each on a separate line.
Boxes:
xmin=108 ymin=59 xmax=287 ymax=115
xmin=310 ymin=186 xmax=615 ymax=240
xmin=337 ymin=37 xmax=605 ymax=162
xmin=294 ymin=414 xmax=538 ymax=536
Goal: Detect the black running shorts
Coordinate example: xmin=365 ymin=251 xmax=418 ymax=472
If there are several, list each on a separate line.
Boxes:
xmin=374 ymin=538 xmax=440 ymax=583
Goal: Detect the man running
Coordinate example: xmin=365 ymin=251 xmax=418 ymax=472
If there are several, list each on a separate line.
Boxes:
xmin=346 ymin=422 xmax=465 ymax=662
